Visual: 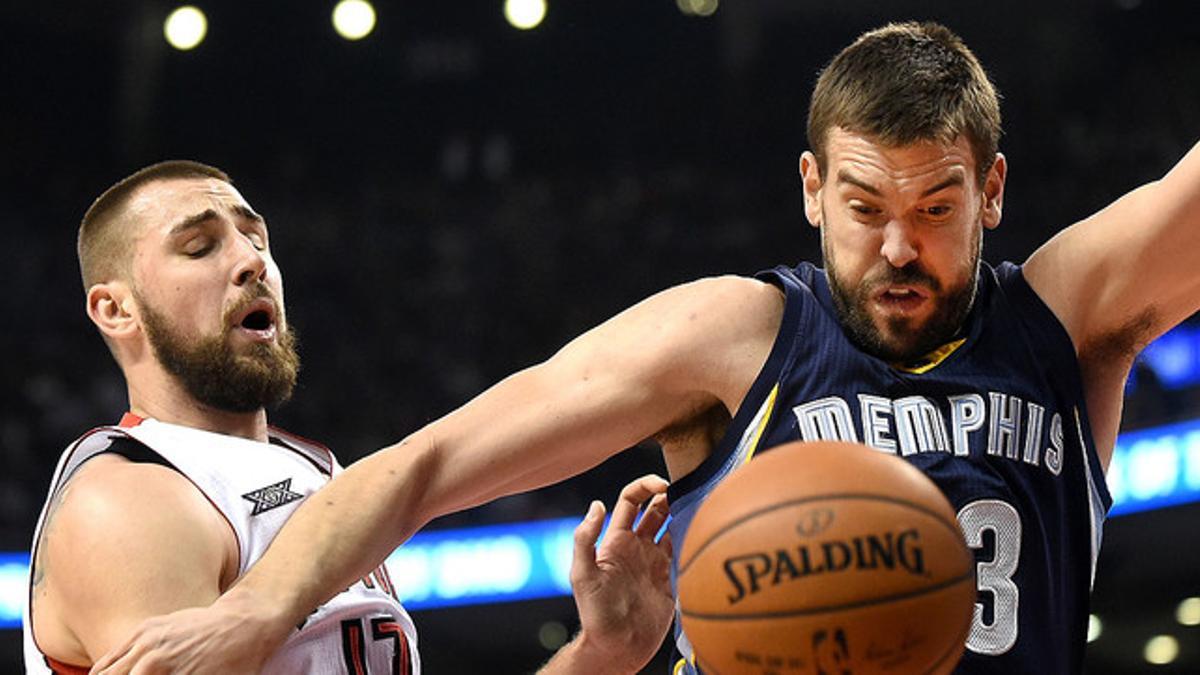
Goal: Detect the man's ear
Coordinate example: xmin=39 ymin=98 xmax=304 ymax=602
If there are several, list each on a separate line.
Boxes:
xmin=86 ymin=281 xmax=139 ymax=342
xmin=799 ymin=151 xmax=824 ymax=228
xmin=982 ymin=153 xmax=1007 ymax=230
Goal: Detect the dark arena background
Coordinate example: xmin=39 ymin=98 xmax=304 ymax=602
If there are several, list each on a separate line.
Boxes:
xmin=3 ymin=1 xmax=1199 ymax=672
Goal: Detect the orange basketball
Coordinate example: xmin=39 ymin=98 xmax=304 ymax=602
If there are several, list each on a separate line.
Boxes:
xmin=677 ymin=441 xmax=975 ymax=675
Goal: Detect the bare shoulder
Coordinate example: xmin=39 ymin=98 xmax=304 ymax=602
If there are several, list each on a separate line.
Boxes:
xmin=596 ymin=274 xmax=783 ymax=364
xmin=33 ymin=454 xmax=235 ymax=662
xmin=1021 ymin=141 xmax=1200 ymax=469
xmin=625 ymin=275 xmax=785 ymax=405
xmin=536 ymin=274 xmax=785 ymax=427
xmin=632 ymin=275 xmax=785 ymax=341
xmin=693 ymin=274 xmax=785 ymax=313
xmin=664 ymin=274 xmax=783 ymax=306
xmin=1024 ymin=141 xmax=1200 ymax=352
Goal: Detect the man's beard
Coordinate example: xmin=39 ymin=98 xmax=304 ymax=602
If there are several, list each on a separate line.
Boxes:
xmin=823 ymin=221 xmax=981 ymax=363
xmin=137 ymin=286 xmax=300 ymax=413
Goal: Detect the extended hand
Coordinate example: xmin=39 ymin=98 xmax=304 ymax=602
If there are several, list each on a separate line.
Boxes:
xmin=89 ymin=591 xmax=287 ymax=675
xmin=545 ymin=474 xmax=675 ymax=674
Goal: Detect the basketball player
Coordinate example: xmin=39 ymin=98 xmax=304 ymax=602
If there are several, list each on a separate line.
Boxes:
xmin=94 ymin=22 xmax=1200 ymax=674
xmin=23 ymin=161 xmax=675 ymax=674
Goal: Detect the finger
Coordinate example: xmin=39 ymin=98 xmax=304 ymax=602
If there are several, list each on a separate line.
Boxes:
xmin=91 ymin=636 xmax=139 ymax=674
xmin=130 ymin=655 xmax=168 ymax=675
xmin=634 ymin=492 xmax=670 ymax=540
xmin=657 ymin=530 xmax=674 ymax=561
xmin=91 ymin=653 xmax=132 ymax=675
xmin=91 ymin=636 xmax=135 ymax=672
xmin=571 ymin=500 xmax=605 ymax=583
xmin=608 ymin=475 xmax=669 ymax=531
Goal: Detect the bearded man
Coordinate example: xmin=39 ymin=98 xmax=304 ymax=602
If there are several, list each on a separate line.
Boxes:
xmin=92 ymin=21 xmax=1200 ymax=674
xmin=23 ymin=161 xmax=674 ymax=674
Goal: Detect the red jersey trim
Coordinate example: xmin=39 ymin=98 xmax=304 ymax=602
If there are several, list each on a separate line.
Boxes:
xmin=268 ymin=425 xmax=336 ymax=476
xmin=45 ymin=655 xmax=89 ymax=674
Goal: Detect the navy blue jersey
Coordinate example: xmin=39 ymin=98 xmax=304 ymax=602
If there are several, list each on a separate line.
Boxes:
xmin=666 ymin=261 xmax=1112 ymax=674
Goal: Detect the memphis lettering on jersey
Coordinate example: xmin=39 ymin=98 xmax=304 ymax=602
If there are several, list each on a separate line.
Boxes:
xmin=792 ymin=392 xmax=1064 ymax=476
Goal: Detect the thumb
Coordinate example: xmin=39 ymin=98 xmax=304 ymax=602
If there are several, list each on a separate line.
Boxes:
xmin=570 ymin=500 xmax=605 ymax=585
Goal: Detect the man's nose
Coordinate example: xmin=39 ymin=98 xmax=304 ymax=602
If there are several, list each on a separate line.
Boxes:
xmin=879 ymin=219 xmax=918 ymax=268
xmin=232 ymin=238 xmax=268 ymax=286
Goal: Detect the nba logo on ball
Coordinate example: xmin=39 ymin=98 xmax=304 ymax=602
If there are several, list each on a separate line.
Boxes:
xmin=677 ymin=441 xmax=975 ymax=674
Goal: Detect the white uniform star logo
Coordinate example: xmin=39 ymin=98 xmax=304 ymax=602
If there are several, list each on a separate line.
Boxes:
xmin=242 ymin=478 xmax=304 ymax=515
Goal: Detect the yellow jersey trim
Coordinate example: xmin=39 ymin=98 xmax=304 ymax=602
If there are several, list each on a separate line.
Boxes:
xmin=740 ymin=383 xmax=780 ymax=465
xmin=892 ymin=338 xmax=966 ymax=375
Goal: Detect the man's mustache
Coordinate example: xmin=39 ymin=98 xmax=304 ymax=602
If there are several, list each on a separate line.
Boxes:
xmin=865 ymin=263 xmax=941 ymax=293
xmin=222 ymin=283 xmax=280 ymax=327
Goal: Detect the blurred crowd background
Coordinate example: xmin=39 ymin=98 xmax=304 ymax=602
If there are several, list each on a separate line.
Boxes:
xmin=2 ymin=0 xmax=1199 ymax=671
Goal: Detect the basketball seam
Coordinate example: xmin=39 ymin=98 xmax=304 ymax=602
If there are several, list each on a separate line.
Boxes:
xmin=678 ymin=569 xmax=975 ymax=621
xmin=677 ymin=492 xmax=966 ymax=577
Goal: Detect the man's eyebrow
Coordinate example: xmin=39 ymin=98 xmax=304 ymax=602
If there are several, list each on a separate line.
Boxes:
xmin=233 ymin=204 xmax=264 ymax=223
xmin=836 ymin=170 xmax=966 ymax=198
xmin=167 ymin=205 xmax=264 ymax=237
xmin=836 ymin=170 xmax=881 ymax=196
xmin=167 ymin=209 xmax=219 ymax=237
xmin=920 ymin=174 xmax=965 ymax=198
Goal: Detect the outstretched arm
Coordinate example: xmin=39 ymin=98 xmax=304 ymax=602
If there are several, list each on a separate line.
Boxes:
xmin=538 ymin=475 xmax=674 ymax=675
xmin=92 ymin=276 xmax=784 ymax=674
xmin=1023 ymin=139 xmax=1200 ymax=464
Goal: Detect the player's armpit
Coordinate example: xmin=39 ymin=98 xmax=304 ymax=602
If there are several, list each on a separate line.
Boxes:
xmin=1024 ymin=139 xmax=1200 ymax=355
xmin=1022 ymin=140 xmax=1200 ymax=465
xmin=32 ymin=454 xmax=236 ymax=665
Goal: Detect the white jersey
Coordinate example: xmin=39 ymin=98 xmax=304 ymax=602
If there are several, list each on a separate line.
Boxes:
xmin=24 ymin=414 xmax=420 ymax=675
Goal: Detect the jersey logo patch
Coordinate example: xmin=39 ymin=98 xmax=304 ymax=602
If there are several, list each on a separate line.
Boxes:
xmin=242 ymin=478 xmax=304 ymax=515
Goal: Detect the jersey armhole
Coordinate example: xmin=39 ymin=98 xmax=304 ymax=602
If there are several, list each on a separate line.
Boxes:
xmin=668 ymin=269 xmax=806 ymax=502
xmin=104 ymin=436 xmax=174 ymax=469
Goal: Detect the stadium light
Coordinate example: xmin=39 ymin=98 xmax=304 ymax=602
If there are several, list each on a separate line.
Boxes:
xmin=164 ymin=6 xmax=208 ymax=51
xmin=333 ymin=0 xmax=376 ymax=41
xmin=676 ymin=0 xmax=718 ymax=17
xmin=538 ymin=621 xmax=568 ymax=650
xmin=504 ymin=0 xmax=546 ymax=31
xmin=1178 ymin=597 xmax=1200 ymax=626
xmin=1087 ymin=614 xmax=1103 ymax=642
xmin=1144 ymin=635 xmax=1180 ymax=665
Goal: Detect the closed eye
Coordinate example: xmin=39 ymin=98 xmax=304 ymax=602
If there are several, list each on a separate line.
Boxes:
xmin=184 ymin=239 xmax=214 ymax=258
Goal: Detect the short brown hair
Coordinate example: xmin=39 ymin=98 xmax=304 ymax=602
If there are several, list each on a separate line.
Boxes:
xmin=78 ymin=160 xmax=231 ymax=290
xmin=807 ymin=22 xmax=1001 ymax=185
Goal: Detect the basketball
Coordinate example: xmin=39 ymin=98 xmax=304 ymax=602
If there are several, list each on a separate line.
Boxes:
xmin=677 ymin=441 xmax=975 ymax=674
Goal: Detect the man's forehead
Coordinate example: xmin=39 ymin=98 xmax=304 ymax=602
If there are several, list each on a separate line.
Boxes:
xmin=128 ymin=177 xmax=253 ymax=230
xmin=825 ymin=128 xmax=975 ymax=182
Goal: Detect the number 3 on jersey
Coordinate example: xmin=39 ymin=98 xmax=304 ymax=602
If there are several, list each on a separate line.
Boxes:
xmin=957 ymin=499 xmax=1021 ymax=656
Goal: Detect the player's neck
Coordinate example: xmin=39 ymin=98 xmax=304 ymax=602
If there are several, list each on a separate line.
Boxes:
xmin=126 ymin=368 xmax=269 ymax=442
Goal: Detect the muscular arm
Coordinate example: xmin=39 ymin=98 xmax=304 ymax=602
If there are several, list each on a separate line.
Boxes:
xmin=94 ymin=275 xmax=784 ymax=672
xmin=1023 ymin=140 xmax=1200 ymax=464
xmin=245 ymin=276 xmax=780 ymax=626
xmin=31 ymin=454 xmax=235 ymax=665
